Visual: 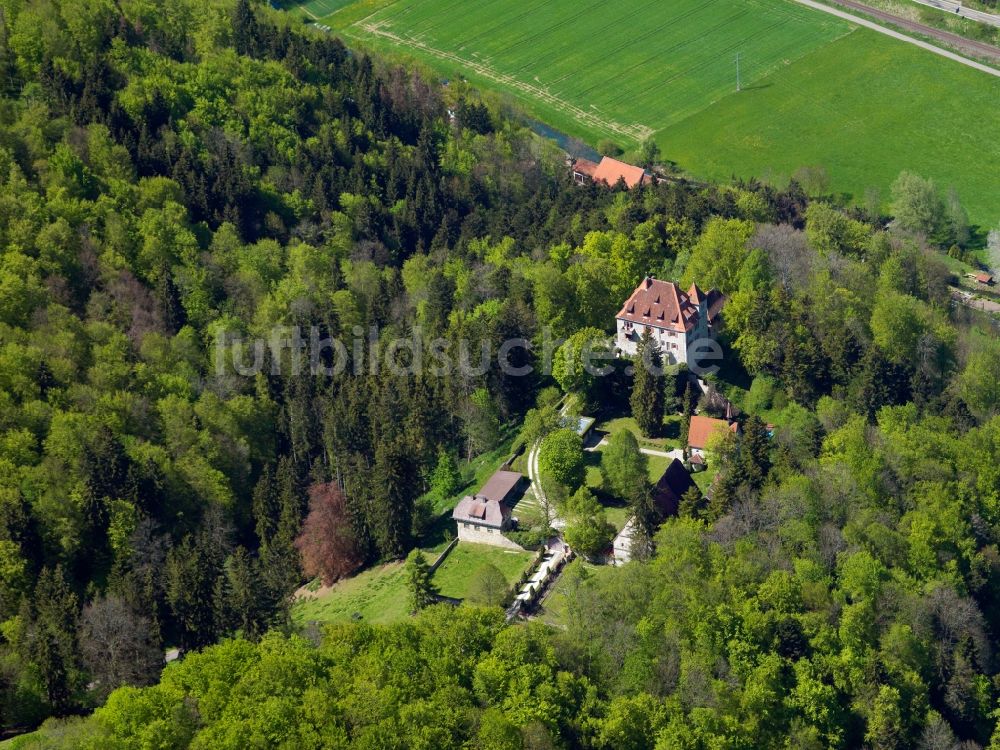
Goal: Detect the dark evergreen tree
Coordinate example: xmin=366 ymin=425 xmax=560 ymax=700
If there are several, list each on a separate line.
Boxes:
xmin=405 ymin=549 xmax=437 ymax=611
xmin=232 ymin=0 xmax=261 ymax=58
xmin=23 ymin=567 xmax=82 ymax=715
xmin=738 ymin=415 xmax=772 ymax=493
xmin=631 ymin=329 xmax=665 ymax=437
xmin=370 ymin=439 xmax=417 ymax=559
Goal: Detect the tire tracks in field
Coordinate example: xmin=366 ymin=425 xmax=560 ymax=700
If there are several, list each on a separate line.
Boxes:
xmin=355 ymin=18 xmax=655 ymax=140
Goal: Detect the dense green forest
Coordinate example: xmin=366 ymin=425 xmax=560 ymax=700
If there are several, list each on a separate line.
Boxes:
xmin=0 ymin=0 xmax=999 ymax=747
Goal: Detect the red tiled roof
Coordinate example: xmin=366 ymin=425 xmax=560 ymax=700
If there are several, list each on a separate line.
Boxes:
xmin=572 ymin=158 xmax=599 ymax=178
xmin=617 ymin=277 xmax=700 ymax=333
xmin=592 ymin=157 xmax=647 ymax=189
xmin=687 ymin=415 xmax=738 ymax=450
xmin=975 ymin=273 xmax=994 ymax=284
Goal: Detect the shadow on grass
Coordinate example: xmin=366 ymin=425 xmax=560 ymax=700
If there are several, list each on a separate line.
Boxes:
xmin=420 ymin=509 xmax=457 ymax=552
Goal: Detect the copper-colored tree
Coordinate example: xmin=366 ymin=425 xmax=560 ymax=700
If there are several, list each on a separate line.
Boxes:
xmin=294 ymin=482 xmax=362 ymax=586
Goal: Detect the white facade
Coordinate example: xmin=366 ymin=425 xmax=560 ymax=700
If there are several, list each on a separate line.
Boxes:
xmin=611 ymin=516 xmax=636 ymax=565
xmin=615 ymin=313 xmax=708 ymax=367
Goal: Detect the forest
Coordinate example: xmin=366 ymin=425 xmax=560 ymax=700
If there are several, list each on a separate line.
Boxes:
xmin=0 ymin=0 xmax=999 ymax=747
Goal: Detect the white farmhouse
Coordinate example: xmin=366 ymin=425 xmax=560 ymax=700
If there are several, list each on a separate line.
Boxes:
xmin=614 ymin=276 xmax=723 ymax=367
xmin=451 ymin=470 xmax=526 ymax=550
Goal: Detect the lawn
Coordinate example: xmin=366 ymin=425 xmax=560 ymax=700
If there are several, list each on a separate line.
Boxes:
xmin=292 ymin=560 xmax=411 ymax=625
xmin=663 ymin=29 xmax=1000 ymax=227
xmin=594 ymin=415 xmax=678 ymax=452
xmin=431 ymin=542 xmax=536 ymax=600
xmin=693 ymin=464 xmax=718 ymax=494
xmin=304 ymin=0 xmax=1000 ymax=227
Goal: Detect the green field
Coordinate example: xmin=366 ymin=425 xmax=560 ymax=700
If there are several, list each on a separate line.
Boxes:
xmin=292 ymin=560 xmax=412 ymax=625
xmin=431 ymin=542 xmax=535 ymax=600
xmin=309 ymin=0 xmax=1000 ymax=226
xmin=287 ymin=0 xmax=355 ymax=20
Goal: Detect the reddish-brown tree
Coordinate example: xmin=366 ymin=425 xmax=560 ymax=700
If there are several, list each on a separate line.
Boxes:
xmin=293 ymin=482 xmax=362 ymax=586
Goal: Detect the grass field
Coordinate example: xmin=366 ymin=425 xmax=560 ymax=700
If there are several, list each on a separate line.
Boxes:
xmin=431 ymin=542 xmax=535 ymax=600
xmin=284 ymin=0 xmax=354 ymax=20
xmin=292 ymin=560 xmax=411 ymax=625
xmin=306 ymin=0 xmax=1000 ymax=227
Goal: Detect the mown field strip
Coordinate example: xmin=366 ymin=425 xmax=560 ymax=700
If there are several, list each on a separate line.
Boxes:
xmin=348 ymin=0 xmax=849 ymax=136
xmin=356 ymin=19 xmax=656 ymax=140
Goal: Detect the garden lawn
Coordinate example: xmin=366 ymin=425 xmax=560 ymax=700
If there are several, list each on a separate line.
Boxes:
xmin=693 ymin=464 xmax=718 ymax=494
xmin=594 ymin=416 xmax=673 ymax=452
xmin=292 ymin=561 xmax=410 ymax=625
xmin=307 ymin=0 xmax=1000 ymax=226
xmin=584 ymin=444 xmax=669 ymax=492
xmin=431 ymin=542 xmax=535 ymax=600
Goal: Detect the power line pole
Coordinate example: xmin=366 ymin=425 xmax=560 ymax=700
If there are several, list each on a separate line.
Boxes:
xmin=735 ymin=52 xmax=741 ymax=92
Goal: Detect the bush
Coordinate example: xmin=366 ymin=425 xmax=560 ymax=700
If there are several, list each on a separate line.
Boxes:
xmin=597 ymin=138 xmax=622 ymax=157
xmin=507 ymin=528 xmax=549 ymax=550
xmin=746 ymin=376 xmax=778 ymax=413
xmin=538 ymin=428 xmax=585 ymax=489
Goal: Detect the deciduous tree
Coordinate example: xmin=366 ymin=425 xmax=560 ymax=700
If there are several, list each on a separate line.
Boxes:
xmin=538 ymin=429 xmax=585 ymax=490
xmin=294 ymin=482 xmax=362 ymax=586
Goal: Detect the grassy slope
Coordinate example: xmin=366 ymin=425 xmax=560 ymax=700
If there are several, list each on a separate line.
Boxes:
xmin=293 ymin=560 xmax=410 ymax=625
xmin=431 ymin=542 xmax=535 ymax=599
xmin=314 ymin=0 xmax=1000 ymax=227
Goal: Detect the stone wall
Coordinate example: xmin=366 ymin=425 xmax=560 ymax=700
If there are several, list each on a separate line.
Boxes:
xmin=428 ymin=537 xmax=458 ymax=573
xmin=457 ymin=523 xmax=526 ymax=550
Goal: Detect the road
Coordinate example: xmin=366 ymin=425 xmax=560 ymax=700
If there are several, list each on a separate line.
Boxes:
xmin=791 ymin=0 xmax=1000 ymax=70
xmin=913 ymin=0 xmax=1000 ymax=27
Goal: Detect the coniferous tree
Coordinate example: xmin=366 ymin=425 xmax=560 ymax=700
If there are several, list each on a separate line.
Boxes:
xmin=371 ymin=440 xmax=417 ymax=559
xmin=405 ymin=549 xmax=437 ymax=611
xmin=678 ymin=485 xmax=705 ymax=519
xmin=739 ymin=415 xmax=772 ymax=493
xmin=430 ymin=450 xmax=462 ymax=501
xmin=232 ymin=0 xmax=261 ymax=58
xmin=631 ymin=328 xmax=665 ymax=437
xmin=23 ymin=566 xmax=82 ymax=715
xmin=679 ymin=381 xmax=696 ymax=458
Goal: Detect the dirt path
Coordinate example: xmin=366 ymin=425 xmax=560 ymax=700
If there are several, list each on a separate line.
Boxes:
xmin=794 ymin=0 xmax=1000 ymax=67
